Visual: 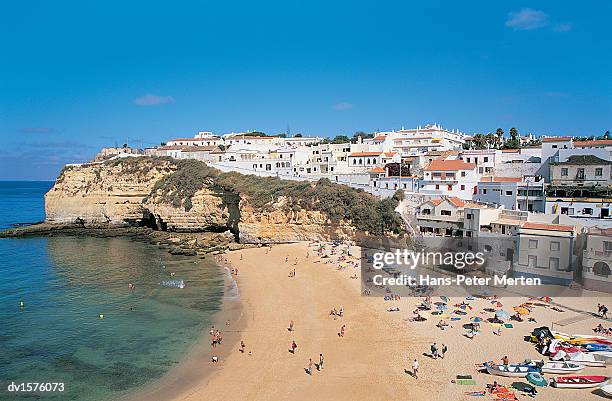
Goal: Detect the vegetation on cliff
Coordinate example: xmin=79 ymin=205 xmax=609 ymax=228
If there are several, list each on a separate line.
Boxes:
xmin=127 ymin=158 xmax=404 ymax=235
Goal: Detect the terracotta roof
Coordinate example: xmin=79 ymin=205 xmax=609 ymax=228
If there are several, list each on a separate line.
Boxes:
xmin=369 ymin=167 xmax=385 ymax=173
xmin=383 ymin=152 xmax=397 ymax=157
xmin=501 ymin=149 xmax=520 ymax=153
xmin=521 ymin=222 xmax=574 ymax=232
xmin=348 ymin=151 xmax=382 ymax=157
xmin=424 ymin=159 xmax=476 ymax=171
xmin=480 ymin=176 xmax=523 ymax=183
xmin=447 ymin=197 xmax=466 ymax=207
xmin=373 ymin=135 xmax=386 ymax=141
xmin=542 ymin=136 xmax=572 ymax=142
xmin=573 ymin=139 xmax=612 ymax=147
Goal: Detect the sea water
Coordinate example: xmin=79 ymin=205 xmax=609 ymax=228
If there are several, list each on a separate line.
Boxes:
xmin=0 ymin=181 xmax=225 ymax=401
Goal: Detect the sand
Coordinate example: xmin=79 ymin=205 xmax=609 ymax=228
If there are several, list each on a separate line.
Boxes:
xmin=133 ymin=242 xmax=611 ymax=401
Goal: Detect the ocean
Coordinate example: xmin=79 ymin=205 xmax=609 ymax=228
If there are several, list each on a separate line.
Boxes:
xmin=0 ymin=181 xmax=226 ymax=401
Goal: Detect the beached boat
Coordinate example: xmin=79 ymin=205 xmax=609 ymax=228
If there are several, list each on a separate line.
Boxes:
xmin=540 ymin=361 xmax=584 ymax=374
xmin=526 ymin=372 xmax=547 ymax=387
xmin=585 ymin=343 xmax=612 ymax=352
xmin=601 ymin=384 xmax=612 ymax=397
xmin=486 ymin=363 xmax=538 ymax=377
xmin=593 ymin=351 xmax=612 ymax=364
xmin=551 ymin=375 xmax=609 ymax=389
xmin=565 ymin=352 xmax=607 ymax=367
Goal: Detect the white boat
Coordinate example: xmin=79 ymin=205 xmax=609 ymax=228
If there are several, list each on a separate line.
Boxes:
xmin=540 ymin=361 xmax=584 ymax=374
xmin=551 ymin=375 xmax=609 ymax=389
xmin=486 ymin=364 xmax=537 ymax=377
xmin=566 ymin=352 xmax=606 ymax=367
xmin=601 ymin=384 xmax=612 ymax=397
xmin=593 ymin=351 xmax=612 ymax=364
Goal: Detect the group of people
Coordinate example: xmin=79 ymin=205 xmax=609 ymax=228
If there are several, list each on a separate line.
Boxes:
xmin=305 ymin=354 xmax=324 ymax=375
xmin=429 ymin=342 xmax=448 ymax=359
xmin=597 ymin=303 xmax=609 ymax=319
xmin=210 ymin=326 xmax=223 ymax=347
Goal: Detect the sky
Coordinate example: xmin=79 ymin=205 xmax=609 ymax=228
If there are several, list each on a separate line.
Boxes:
xmin=1 ymin=1 xmax=611 ymax=180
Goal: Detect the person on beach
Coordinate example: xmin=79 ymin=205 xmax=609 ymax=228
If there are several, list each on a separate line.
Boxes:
xmin=602 ymin=304 xmax=609 ymax=319
xmin=240 ymin=340 xmax=245 ymax=353
xmin=307 ymin=358 xmax=313 ymax=375
xmin=240 ymin=253 xmax=243 ymax=260
xmin=291 ymin=341 xmax=298 ymax=353
xmin=289 ymin=320 xmax=294 ymax=332
xmin=441 ymin=344 xmax=448 ymax=358
xmin=319 ymin=353 xmax=324 ymax=370
xmin=412 ymin=359 xmax=419 ymax=379
xmin=285 ymin=256 xmax=289 ymax=263
xmin=431 ymin=343 xmax=438 ymax=359
xmin=339 ymin=325 xmax=346 ymax=337
xmin=501 ymin=355 xmax=509 ymax=366
xmin=339 ymin=306 xmax=344 ymax=317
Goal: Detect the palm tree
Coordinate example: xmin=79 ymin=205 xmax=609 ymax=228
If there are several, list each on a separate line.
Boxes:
xmin=495 ymin=128 xmax=504 ymax=148
xmin=473 ymin=134 xmax=485 ymax=149
xmin=485 ymin=133 xmax=495 ymax=149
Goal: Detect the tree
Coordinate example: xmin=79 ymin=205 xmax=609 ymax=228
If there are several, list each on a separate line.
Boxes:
xmin=503 ymin=127 xmax=520 ymax=149
xmin=495 ymin=128 xmax=504 ymax=147
xmin=278 ymin=133 xmax=287 ymax=138
xmin=485 ymin=133 xmax=495 ymax=149
xmin=602 ymin=131 xmax=610 ymax=140
xmin=330 ymin=135 xmax=351 ymax=144
xmin=472 ymin=134 xmax=485 ymax=149
xmin=294 ymin=133 xmax=303 ymax=138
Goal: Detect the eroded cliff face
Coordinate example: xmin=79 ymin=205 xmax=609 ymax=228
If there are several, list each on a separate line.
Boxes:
xmin=45 ymin=159 xmax=357 ymax=243
xmin=45 ymin=159 xmax=175 ymax=226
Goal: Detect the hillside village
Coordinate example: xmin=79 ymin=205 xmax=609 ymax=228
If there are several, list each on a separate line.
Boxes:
xmin=91 ymin=123 xmax=612 ymax=292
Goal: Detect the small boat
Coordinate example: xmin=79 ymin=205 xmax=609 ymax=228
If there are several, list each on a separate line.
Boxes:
xmin=601 ymin=384 xmax=612 ymax=397
xmin=527 ymin=372 xmax=548 ymax=387
xmin=486 ymin=363 xmax=538 ymax=377
xmin=584 ymin=343 xmax=612 ymax=352
xmin=551 ymin=375 xmax=609 ymax=389
xmin=540 ymin=361 xmax=584 ymax=374
xmin=566 ymin=352 xmax=607 ymax=367
xmin=592 ymin=351 xmax=612 ymax=364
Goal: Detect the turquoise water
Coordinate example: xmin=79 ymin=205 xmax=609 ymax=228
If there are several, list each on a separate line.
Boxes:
xmin=0 ymin=182 xmax=225 ymax=401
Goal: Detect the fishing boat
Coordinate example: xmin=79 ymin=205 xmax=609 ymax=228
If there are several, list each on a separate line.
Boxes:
xmin=593 ymin=351 xmax=612 ymax=364
xmin=540 ymin=361 xmax=584 ymax=374
xmin=551 ymin=375 xmax=609 ymax=389
xmin=566 ymin=352 xmax=607 ymax=367
xmin=584 ymin=343 xmax=612 ymax=352
xmin=485 ymin=363 xmax=538 ymax=377
xmin=601 ymin=384 xmax=612 ymax=397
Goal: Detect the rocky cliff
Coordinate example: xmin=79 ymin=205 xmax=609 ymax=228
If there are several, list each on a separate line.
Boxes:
xmin=44 ymin=158 xmax=377 ymax=243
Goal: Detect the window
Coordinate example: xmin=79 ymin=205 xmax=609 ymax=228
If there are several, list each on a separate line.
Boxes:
xmin=466 ymin=213 xmax=473 ymax=220
xmin=552 ymin=145 xmax=558 ymax=149
xmin=482 ymin=189 xmax=487 ymax=194
xmin=550 ymin=241 xmax=560 ymax=251
xmin=528 ymin=255 xmax=537 ymax=268
xmin=596 ymin=168 xmax=603 ymax=177
xmin=461 ymin=171 xmax=466 ymax=177
xmin=506 ymin=191 xmax=512 ymax=196
xmin=441 ymin=210 xmax=452 ymax=216
xmin=447 ymin=185 xmax=453 ymax=190
xmin=466 ymin=158 xmax=470 ymax=163
xmin=593 ymin=262 xmax=611 ymax=277
xmin=582 ymin=208 xmax=593 ymax=215
xmin=529 ymin=239 xmax=538 ymax=249
xmin=604 ymin=241 xmax=612 ymax=253
xmin=461 ymin=185 xmax=465 ymax=190
xmin=435 ymin=184 xmax=440 ymax=190
xmin=577 ymin=168 xmax=585 ymax=179
xmin=561 ymin=168 xmax=568 ymax=176
xmin=421 ymin=208 xmax=431 ymax=215
xmin=479 ymin=167 xmax=483 ymax=174
xmin=549 ymin=257 xmax=560 ymax=270
xmin=433 ymin=172 xmax=442 ymax=178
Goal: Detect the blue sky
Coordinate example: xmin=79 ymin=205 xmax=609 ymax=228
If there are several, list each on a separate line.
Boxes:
xmin=1 ymin=1 xmax=610 ymax=180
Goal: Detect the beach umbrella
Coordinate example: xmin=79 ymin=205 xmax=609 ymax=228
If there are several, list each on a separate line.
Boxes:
xmin=440 ymin=296 xmax=449 ymax=303
xmin=513 ymin=306 xmax=529 ymax=315
xmin=541 ymin=296 xmax=552 ymax=303
xmin=495 ymin=302 xmax=503 ymax=308
xmin=459 ymin=304 xmax=467 ymax=310
xmin=496 ymin=310 xmax=511 ymax=319
xmin=471 ymin=317 xmax=482 ymax=322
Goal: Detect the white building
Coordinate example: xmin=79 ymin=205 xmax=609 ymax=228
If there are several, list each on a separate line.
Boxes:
xmin=420 ymin=159 xmax=478 ymax=199
xmin=582 ymin=227 xmax=612 ymax=293
xmin=475 ymin=176 xmax=546 ymax=212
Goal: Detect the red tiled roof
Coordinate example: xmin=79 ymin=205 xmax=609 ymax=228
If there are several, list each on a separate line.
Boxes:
xmin=383 ymin=152 xmax=397 ymax=157
xmin=480 ymin=176 xmax=523 ymax=183
xmin=424 ymin=159 xmax=476 ymax=171
xmin=573 ymin=139 xmax=612 ymax=147
xmin=427 ymin=197 xmax=465 ymax=207
xmin=169 ymin=138 xmax=199 ymax=142
xmin=501 ymin=149 xmax=520 ymax=153
xmin=369 ymin=167 xmax=385 ymax=173
xmin=348 ymin=151 xmax=382 ymax=157
xmin=521 ymin=222 xmax=574 ymax=232
xmin=542 ymin=137 xmax=572 ymax=142
xmin=373 ymin=135 xmax=386 ymax=141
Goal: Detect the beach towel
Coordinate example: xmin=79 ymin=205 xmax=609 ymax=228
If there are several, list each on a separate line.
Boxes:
xmin=456 ymin=379 xmax=476 ymax=385
xmin=504 ymin=323 xmax=514 ymax=329
xmin=451 ymin=317 xmax=461 ymax=321
xmin=457 ymin=375 xmax=473 ymax=379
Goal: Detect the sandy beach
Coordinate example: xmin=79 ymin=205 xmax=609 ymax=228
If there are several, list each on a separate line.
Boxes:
xmin=133 ymin=242 xmax=611 ymax=401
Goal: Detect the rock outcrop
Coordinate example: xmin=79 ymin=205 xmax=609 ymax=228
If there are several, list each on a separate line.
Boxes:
xmin=43 ymin=158 xmax=361 ymax=243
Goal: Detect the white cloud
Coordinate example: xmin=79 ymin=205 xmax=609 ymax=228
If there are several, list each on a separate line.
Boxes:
xmin=554 ymin=23 xmax=572 ymax=32
xmin=333 ymin=102 xmax=353 ymax=111
xmin=133 ymin=94 xmax=175 ymax=106
xmin=506 ymin=8 xmax=549 ymax=31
